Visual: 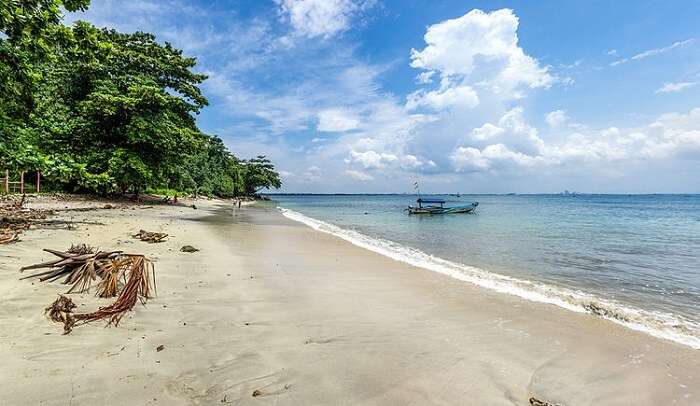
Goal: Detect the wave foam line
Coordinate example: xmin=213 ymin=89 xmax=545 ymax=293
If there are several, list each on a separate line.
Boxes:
xmin=279 ymin=207 xmax=700 ymax=349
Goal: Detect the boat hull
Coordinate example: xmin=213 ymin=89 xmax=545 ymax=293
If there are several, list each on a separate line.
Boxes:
xmin=406 ymin=203 xmax=478 ymax=215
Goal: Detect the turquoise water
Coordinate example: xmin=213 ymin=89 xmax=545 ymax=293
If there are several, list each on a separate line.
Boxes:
xmin=272 ymin=194 xmax=700 ymax=348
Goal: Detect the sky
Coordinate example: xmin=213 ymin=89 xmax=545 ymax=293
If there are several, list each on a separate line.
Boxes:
xmin=65 ymin=0 xmax=700 ymax=193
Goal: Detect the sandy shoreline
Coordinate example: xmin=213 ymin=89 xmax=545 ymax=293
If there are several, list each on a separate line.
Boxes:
xmin=1 ymin=198 xmax=698 ymax=405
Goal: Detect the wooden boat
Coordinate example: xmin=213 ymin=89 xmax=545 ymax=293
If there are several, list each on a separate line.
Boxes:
xmin=406 ymin=198 xmax=478 ymax=215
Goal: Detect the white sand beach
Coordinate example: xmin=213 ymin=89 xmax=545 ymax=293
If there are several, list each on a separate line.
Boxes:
xmin=0 ymin=198 xmax=698 ymax=405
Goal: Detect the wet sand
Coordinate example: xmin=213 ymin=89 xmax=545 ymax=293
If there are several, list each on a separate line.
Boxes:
xmin=0 ymin=199 xmax=698 ymax=405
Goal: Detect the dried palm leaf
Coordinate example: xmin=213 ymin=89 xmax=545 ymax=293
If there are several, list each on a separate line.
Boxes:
xmin=45 ymin=295 xmax=76 ymax=335
xmin=76 ymin=255 xmax=156 ymax=326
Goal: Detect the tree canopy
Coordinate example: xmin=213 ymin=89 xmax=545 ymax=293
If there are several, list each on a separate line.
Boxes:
xmin=0 ymin=0 xmax=281 ymax=197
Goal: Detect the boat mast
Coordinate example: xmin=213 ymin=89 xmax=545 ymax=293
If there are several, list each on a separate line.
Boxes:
xmin=414 ymin=180 xmax=421 ymax=208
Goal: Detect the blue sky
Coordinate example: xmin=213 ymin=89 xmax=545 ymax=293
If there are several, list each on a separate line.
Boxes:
xmin=66 ymin=0 xmax=700 ymax=193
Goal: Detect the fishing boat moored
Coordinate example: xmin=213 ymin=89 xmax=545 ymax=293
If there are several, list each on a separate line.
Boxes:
xmin=406 ymin=198 xmax=478 ymax=215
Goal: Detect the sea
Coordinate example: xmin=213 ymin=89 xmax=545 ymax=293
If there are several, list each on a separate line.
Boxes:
xmin=271 ymin=194 xmax=700 ymax=349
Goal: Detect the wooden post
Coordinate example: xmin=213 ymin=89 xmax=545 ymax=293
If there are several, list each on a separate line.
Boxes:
xmin=20 ymin=171 xmax=24 ymax=194
xmin=4 ymin=170 xmax=8 ymax=194
xmin=36 ymin=171 xmax=41 ymax=193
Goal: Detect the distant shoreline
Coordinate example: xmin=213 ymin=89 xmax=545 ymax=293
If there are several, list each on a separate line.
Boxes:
xmin=266 ymin=192 xmax=700 ymax=196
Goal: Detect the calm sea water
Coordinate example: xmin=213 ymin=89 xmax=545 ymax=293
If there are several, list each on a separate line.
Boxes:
xmin=271 ymin=194 xmax=700 ymax=348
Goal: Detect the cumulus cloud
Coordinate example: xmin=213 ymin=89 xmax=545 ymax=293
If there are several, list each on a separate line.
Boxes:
xmin=655 ymin=81 xmax=698 ymax=94
xmin=545 ymin=110 xmax=569 ymax=127
xmin=345 ymin=150 xmax=398 ymax=169
xmin=317 ymin=109 xmax=360 ymax=132
xmin=409 ymin=8 xmax=554 ymax=107
xmin=450 ymin=106 xmax=700 ymax=174
xmin=471 ymin=123 xmax=505 ymax=140
xmin=406 ymin=82 xmax=479 ymax=110
xmin=276 ymin=0 xmax=375 ymax=39
xmin=450 ymin=147 xmax=490 ymax=171
xmin=345 ymin=169 xmax=374 ymax=181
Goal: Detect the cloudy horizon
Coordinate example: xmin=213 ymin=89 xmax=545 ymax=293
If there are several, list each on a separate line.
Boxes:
xmin=66 ymin=0 xmax=700 ymax=194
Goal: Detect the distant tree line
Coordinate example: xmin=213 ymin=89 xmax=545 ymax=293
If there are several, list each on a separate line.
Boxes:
xmin=0 ymin=0 xmax=281 ymax=197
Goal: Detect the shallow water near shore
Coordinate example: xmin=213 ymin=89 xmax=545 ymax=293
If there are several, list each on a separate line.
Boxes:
xmin=273 ymin=194 xmax=700 ymax=348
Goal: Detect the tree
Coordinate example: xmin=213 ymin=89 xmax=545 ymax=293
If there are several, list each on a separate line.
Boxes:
xmin=1 ymin=1 xmax=90 ymax=172
xmin=0 ymin=0 xmax=90 ymax=119
xmin=1 ymin=2 xmax=282 ymax=197
xmin=241 ymin=156 xmax=282 ymax=195
xmin=30 ymin=23 xmax=209 ymax=194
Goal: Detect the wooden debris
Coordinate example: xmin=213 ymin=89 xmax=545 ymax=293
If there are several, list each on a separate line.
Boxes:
xmin=0 ymin=232 xmax=19 ymax=244
xmin=180 ymin=245 xmax=199 ymax=253
xmin=133 ymin=229 xmax=168 ymax=243
xmin=530 ymin=397 xmax=562 ymax=406
xmin=156 ymin=344 xmax=165 ymax=352
xmin=0 ymin=200 xmax=52 ymax=244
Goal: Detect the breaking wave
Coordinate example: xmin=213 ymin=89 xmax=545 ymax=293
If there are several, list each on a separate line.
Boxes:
xmin=279 ymin=207 xmax=700 ymax=349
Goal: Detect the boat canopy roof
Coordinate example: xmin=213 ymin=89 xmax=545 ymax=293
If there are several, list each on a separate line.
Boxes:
xmin=417 ymin=198 xmax=445 ymax=204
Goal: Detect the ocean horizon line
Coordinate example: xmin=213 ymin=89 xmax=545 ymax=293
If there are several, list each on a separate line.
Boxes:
xmin=265 ymin=192 xmax=700 ymax=196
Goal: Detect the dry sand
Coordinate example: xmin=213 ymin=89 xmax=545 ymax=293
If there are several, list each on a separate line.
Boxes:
xmin=0 ymin=198 xmax=698 ymax=405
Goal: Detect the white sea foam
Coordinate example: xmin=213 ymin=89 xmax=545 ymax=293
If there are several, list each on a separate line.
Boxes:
xmin=279 ymin=207 xmax=700 ymax=349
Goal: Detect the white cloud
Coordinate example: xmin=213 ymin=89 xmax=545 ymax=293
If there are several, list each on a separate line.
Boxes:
xmin=610 ymin=38 xmax=695 ymax=66
xmin=345 ymin=169 xmax=374 ymax=181
xmin=471 ymin=123 xmax=505 ymax=140
xmin=416 ymin=71 xmax=435 ymax=84
xmin=345 ymin=150 xmax=398 ymax=169
xmin=317 ymin=109 xmax=360 ymax=132
xmin=276 ymin=0 xmax=375 ymax=39
xmin=655 ymin=81 xmax=698 ymax=94
xmin=606 ymin=49 xmax=618 ymax=56
xmin=545 ymin=109 xmax=569 ymax=127
xmin=451 ymin=143 xmax=539 ymax=172
xmin=451 ymin=106 xmax=700 ymax=174
xmin=409 ymin=8 xmax=554 ymax=104
xmin=406 ymin=83 xmax=479 ymax=110
xmin=450 ymin=147 xmax=490 ymax=171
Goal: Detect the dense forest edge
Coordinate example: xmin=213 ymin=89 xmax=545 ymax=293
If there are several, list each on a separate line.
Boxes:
xmin=0 ymin=0 xmax=281 ymax=198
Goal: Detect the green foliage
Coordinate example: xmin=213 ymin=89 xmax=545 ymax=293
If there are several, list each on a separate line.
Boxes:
xmin=0 ymin=1 xmax=280 ymax=196
xmin=241 ymin=156 xmax=282 ymax=195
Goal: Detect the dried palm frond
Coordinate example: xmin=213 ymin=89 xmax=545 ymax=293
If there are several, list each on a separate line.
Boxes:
xmin=45 ymin=295 xmax=77 ymax=335
xmin=20 ymin=246 xmax=121 ymax=294
xmin=76 ymin=255 xmax=156 ymax=326
xmin=95 ymin=257 xmax=131 ymax=298
xmin=27 ymin=247 xmax=157 ymax=334
xmin=65 ymin=259 xmax=98 ymax=294
xmin=67 ymin=244 xmax=96 ymax=255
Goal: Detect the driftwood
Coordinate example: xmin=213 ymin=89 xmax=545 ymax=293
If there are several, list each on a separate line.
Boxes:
xmin=0 ymin=201 xmax=52 ymax=244
xmin=133 ymin=229 xmax=168 ymax=243
xmin=530 ymin=397 xmax=562 ymax=406
xmin=0 ymin=232 xmax=19 ymax=244
xmin=28 ymin=245 xmax=157 ymax=333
